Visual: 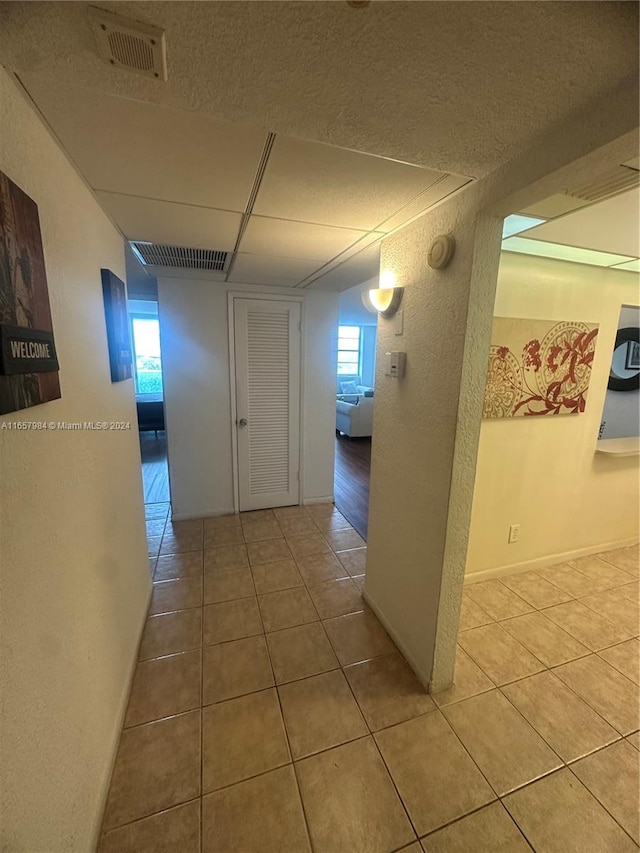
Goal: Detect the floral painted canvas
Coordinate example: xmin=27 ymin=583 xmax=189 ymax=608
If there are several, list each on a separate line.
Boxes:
xmin=483 ymin=317 xmax=599 ymax=418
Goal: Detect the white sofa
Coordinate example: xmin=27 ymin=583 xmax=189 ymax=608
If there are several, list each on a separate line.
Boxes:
xmin=336 ymin=395 xmax=374 ymax=438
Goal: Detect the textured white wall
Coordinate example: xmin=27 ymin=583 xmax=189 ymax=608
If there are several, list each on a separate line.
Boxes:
xmin=0 ymin=71 xmax=150 ymax=851
xmin=158 ymin=278 xmax=338 ymax=518
xmin=467 ymin=253 xmax=640 ymax=579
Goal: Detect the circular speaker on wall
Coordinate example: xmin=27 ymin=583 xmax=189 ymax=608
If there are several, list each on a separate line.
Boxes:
xmin=428 ymin=234 xmax=456 ymax=270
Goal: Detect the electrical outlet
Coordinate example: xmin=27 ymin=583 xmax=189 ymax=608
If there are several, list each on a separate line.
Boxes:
xmin=508 ymin=524 xmax=520 ymax=544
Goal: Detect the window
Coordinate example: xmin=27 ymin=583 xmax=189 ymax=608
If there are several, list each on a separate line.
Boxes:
xmin=131 ymin=316 xmax=163 ymax=395
xmin=337 ymin=325 xmax=361 ymax=375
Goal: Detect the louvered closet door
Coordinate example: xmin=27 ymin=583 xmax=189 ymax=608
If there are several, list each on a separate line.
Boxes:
xmin=234 ymin=299 xmax=301 ymax=511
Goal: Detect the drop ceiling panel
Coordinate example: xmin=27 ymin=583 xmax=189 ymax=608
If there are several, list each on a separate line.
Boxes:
xmin=96 ymin=191 xmax=242 ymax=249
xmin=253 ymin=136 xmax=457 ymax=231
xmin=518 ymin=187 xmax=640 ymax=257
xmin=230 ymin=253 xmax=321 ymax=285
xmin=305 ymin=243 xmax=381 ymax=292
xmin=20 ymin=74 xmax=267 ymax=210
xmin=519 ymin=194 xmax=595 ymax=219
xmin=240 ymin=216 xmax=369 ymax=262
xmin=376 ymin=174 xmax=471 ymax=233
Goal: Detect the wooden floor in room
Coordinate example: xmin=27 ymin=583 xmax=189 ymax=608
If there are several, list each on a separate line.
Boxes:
xmin=139 ymin=432 xmax=170 ymax=504
xmin=334 ymin=434 xmax=371 ymax=541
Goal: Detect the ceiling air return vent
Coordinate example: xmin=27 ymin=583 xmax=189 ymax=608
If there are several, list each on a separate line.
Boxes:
xmin=89 ymin=7 xmax=167 ymax=80
xmin=130 ymin=242 xmax=231 ymax=272
xmin=566 ymin=163 xmax=639 ymax=203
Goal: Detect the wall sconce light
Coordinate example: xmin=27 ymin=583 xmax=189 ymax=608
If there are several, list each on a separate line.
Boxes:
xmin=361 ymin=270 xmax=404 ymax=318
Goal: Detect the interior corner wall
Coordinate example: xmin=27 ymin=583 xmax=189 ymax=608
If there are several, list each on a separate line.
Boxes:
xmin=157 ymin=278 xmax=338 ymax=518
xmin=0 ymin=70 xmax=150 ymax=851
xmin=466 ymin=252 xmax=640 ymax=579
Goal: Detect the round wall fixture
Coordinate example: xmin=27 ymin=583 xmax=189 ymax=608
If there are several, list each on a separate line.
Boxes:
xmin=428 ymin=234 xmax=456 ymax=270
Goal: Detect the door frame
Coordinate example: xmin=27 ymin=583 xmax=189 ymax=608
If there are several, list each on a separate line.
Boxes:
xmin=227 ymin=291 xmax=306 ymax=514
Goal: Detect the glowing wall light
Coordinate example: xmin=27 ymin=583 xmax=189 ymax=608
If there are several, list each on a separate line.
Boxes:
xmin=362 ymin=270 xmax=404 ymax=318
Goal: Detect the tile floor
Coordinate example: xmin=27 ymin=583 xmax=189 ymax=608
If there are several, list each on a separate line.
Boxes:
xmin=99 ymin=503 xmax=640 ymax=852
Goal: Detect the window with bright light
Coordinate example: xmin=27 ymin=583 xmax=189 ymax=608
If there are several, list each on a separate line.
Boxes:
xmin=337 ymin=325 xmax=361 ymax=375
xmin=131 ymin=316 xmax=163 ymax=396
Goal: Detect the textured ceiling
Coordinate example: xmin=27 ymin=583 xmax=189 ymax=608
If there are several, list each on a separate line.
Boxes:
xmin=0 ymin=1 xmax=637 ymax=177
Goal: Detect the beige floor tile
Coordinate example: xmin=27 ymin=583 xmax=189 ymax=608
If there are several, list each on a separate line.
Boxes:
xmin=313 ymin=514 xmax=354 ymax=535
xmin=600 ymin=545 xmax=640 ymax=575
xmin=278 ymin=669 xmax=368 ymax=758
xmin=627 ymin=731 xmax=640 ymax=750
xmin=502 ymin=670 xmax=619 ymax=762
xmin=145 ymin=502 xmax=170 ymax=520
xmin=266 ymin=622 xmax=339 ymax=684
xmin=538 ymin=563 xmax=608 ymax=597
xmin=580 ymin=587 xmax=640 ymax=635
xmin=375 ymin=712 xmax=494 ymax=836
xmin=202 ymin=765 xmax=311 ymax=853
xmin=297 ymin=736 xmax=415 ymax=853
xmin=273 ymin=505 xmax=312 ymax=521
xmin=336 ymin=547 xmax=367 ymax=577
xmin=553 ymin=654 xmax=639 ymax=735
xmin=246 ymin=537 xmax=292 ymax=566
xmin=500 ymin=571 xmax=572 ymax=609
xmin=202 ymin=688 xmax=290 ymax=792
xmin=203 ymin=525 xmax=244 ymax=548
xmin=204 ymin=544 xmax=249 ymax=572
xmin=203 ymin=514 xmax=241 ymax=531
xmin=542 ymin=600 xmax=634 ymax=650
xmin=326 ymin=528 xmax=366 ymax=551
xmin=352 ymin=574 xmax=366 ymax=591
xmin=598 ymin=638 xmax=640 ymax=685
xmin=307 ymin=577 xmax=364 ymax=619
xmin=241 ymin=518 xmax=283 ymax=543
xmin=160 ymin=530 xmax=203 ymax=556
xmin=202 ymin=635 xmax=274 ymax=704
xmin=464 ymin=580 xmax=533 ymax=621
xmin=285 ymin=532 xmax=331 ymax=559
xmin=125 ymin=650 xmax=201 ymax=727
xmin=457 ymin=623 xmax=544 ymax=685
xmin=572 ymin=740 xmax=640 ymax=843
xmin=420 ymin=801 xmax=531 ymax=853
xmin=500 ymin=611 xmax=590 ymax=667
xmin=443 ymin=690 xmax=561 ymax=796
xmin=150 ymin=577 xmax=203 ymax=615
xmin=147 ymin=536 xmax=162 ymax=557
xmin=240 ymin=509 xmax=275 ymax=522
xmin=398 ymin=844 xmax=422 ymax=853
xmin=503 ymin=768 xmax=638 ymax=853
xmin=324 ymin=610 xmax=396 ymax=666
xmin=99 ymin=800 xmax=200 ymax=853
xmin=165 ymin=519 xmax=203 ymax=536
xmin=139 ymin=609 xmax=202 ymax=661
xmin=258 ymin=586 xmax=319 ymax=632
xmin=619 ymin=580 xmax=639 ymax=601
xmin=103 ymin=711 xmax=200 ymax=830
xmin=203 ymin=597 xmax=262 ymax=645
xmin=432 ymin=646 xmax=494 ymax=708
xmin=146 ymin=518 xmax=166 ymax=537
xmin=345 ymin=651 xmax=435 ymax=730
xmin=154 ymin=552 xmax=203 ymax=581
xmin=570 ymin=554 xmax=635 ymax=589
xmin=203 ymin=568 xmax=254 ymax=604
xmin=295 ymin=551 xmax=349 ymax=584
xmin=251 ymin=558 xmax=304 ymax=594
xmin=277 ymin=514 xmax=319 ymax=537
xmin=459 ymin=593 xmax=494 ymax=631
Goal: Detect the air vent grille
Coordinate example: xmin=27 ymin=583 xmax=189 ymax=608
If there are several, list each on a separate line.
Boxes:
xmin=130 ymin=242 xmax=231 ymax=271
xmin=90 ymin=7 xmax=167 ymax=80
xmin=567 ymin=165 xmax=639 ymax=203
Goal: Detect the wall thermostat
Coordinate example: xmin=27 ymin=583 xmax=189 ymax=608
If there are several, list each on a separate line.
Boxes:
xmin=385 ymin=351 xmax=406 ymax=378
xmin=428 ymin=234 xmax=455 ymax=269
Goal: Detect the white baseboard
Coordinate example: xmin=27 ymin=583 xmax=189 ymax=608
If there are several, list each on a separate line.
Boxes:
xmin=465 ymin=536 xmax=640 ymax=584
xmin=363 ymin=587 xmax=432 ymax=693
xmin=303 ymin=495 xmax=335 ymax=506
xmin=90 ymin=579 xmax=152 ymax=848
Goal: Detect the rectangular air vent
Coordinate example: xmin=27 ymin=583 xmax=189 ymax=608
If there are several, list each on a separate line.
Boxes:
xmin=130 ymin=242 xmax=231 ymax=272
xmin=566 ymin=164 xmax=639 ymax=203
xmin=90 ymin=7 xmax=167 ymax=80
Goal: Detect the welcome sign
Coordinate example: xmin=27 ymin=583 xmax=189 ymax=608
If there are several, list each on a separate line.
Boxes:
xmin=0 ymin=324 xmax=59 ymax=374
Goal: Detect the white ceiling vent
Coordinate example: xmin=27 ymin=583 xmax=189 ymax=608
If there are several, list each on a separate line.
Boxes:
xmin=130 ymin=242 xmax=231 ymax=272
xmin=89 ymin=7 xmax=167 ymax=80
xmin=566 ymin=163 xmax=639 ymax=203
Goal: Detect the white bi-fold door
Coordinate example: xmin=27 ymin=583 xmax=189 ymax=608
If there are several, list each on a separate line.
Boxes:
xmin=233 ymin=298 xmax=301 ymax=511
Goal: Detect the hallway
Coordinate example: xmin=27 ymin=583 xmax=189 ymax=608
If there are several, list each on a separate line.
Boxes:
xmin=99 ymin=508 xmax=639 ymax=852
xmin=334 ymin=435 xmax=371 ymax=540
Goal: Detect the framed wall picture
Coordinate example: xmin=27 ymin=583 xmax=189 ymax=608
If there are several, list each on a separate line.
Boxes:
xmin=0 ymin=169 xmax=61 ymax=415
xmin=625 ymin=339 xmax=640 ymax=371
xmin=101 ymin=268 xmax=132 ymax=382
